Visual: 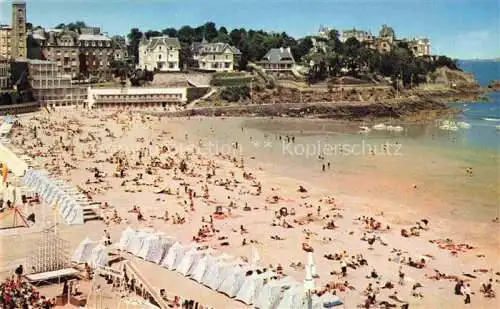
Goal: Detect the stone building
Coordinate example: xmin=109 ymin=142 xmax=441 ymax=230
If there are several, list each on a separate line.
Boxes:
xmin=0 ymin=25 xmax=12 ymax=60
xmin=138 ymin=35 xmax=180 ymax=72
xmin=340 ymin=28 xmax=374 ymax=43
xmin=77 ymin=31 xmax=114 ymax=78
xmin=28 ymin=59 xmax=86 ymax=106
xmin=191 ymin=42 xmax=241 ymax=72
xmin=32 ymin=27 xmax=126 ymax=79
xmin=0 ymin=58 xmax=10 ymax=89
xmin=11 ymin=1 xmax=27 ymax=60
xmin=407 ymin=38 xmax=431 ymax=57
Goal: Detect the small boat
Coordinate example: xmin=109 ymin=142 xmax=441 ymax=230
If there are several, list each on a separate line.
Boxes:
xmin=372 ymin=123 xmax=386 ymax=130
xmin=386 ymin=125 xmax=403 ymax=132
xmin=496 ymin=125 xmax=500 ymax=131
xmin=359 ymin=126 xmax=371 ymax=133
xmin=457 ymin=122 xmax=471 ymax=129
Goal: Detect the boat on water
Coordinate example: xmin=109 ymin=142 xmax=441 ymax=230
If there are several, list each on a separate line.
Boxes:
xmin=372 ymin=123 xmax=386 ymax=130
xmin=387 ymin=125 xmax=404 ymax=132
xmin=359 ymin=126 xmax=371 ymax=133
xmin=457 ymin=121 xmax=471 ymax=129
xmin=496 ymin=125 xmax=500 ymax=131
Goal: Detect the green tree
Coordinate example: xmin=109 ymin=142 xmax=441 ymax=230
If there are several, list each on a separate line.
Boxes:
xmin=161 ymin=28 xmax=177 ymax=37
xmin=343 ymin=37 xmax=362 ymax=76
xmin=127 ymin=28 xmax=143 ymax=64
xmin=145 ymin=30 xmax=162 ymax=39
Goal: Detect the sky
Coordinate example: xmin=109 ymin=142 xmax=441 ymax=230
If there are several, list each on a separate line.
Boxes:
xmin=0 ymin=0 xmax=498 ymax=59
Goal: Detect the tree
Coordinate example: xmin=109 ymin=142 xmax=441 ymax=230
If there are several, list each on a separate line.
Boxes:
xmin=343 ymin=37 xmax=362 ymax=76
xmin=127 ymin=28 xmax=143 ymax=64
xmin=219 ymin=26 xmax=228 ymax=35
xmin=202 ymin=22 xmax=218 ymax=41
xmin=145 ymin=30 xmax=161 ymax=39
xmin=177 ymin=25 xmax=195 ymax=44
xmin=162 ymin=28 xmax=177 ymax=37
xmin=292 ymin=37 xmax=313 ymax=63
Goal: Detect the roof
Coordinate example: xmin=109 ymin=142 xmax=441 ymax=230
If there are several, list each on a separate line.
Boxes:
xmin=32 ymin=33 xmax=46 ymax=40
xmin=199 ymin=42 xmax=241 ymax=55
xmin=141 ymin=36 xmax=180 ymax=50
xmin=78 ymin=34 xmax=111 ymax=41
xmin=260 ymin=48 xmax=295 ymax=64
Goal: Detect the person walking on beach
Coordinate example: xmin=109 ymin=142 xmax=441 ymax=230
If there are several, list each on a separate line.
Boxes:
xmin=462 ymin=283 xmax=471 ymax=304
xmin=398 ymin=266 xmax=405 ymax=286
xmin=340 ymin=260 xmax=347 ymax=277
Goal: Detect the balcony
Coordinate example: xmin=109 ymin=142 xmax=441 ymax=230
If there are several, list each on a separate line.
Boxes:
xmin=94 ymin=96 xmax=183 ymax=103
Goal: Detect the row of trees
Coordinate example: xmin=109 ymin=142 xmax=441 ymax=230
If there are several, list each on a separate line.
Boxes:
xmin=127 ymin=22 xmax=313 ymax=70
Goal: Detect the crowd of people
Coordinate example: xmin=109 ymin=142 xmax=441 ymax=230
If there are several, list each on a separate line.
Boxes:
xmin=0 ymin=276 xmax=55 ymax=309
xmin=4 ymin=109 xmax=497 ymax=309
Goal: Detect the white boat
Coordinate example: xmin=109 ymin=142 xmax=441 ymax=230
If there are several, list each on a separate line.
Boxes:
xmin=359 ymin=126 xmax=371 ymax=133
xmin=457 ymin=122 xmax=471 ymax=129
xmin=496 ymin=125 xmax=500 ymax=131
xmin=372 ymin=123 xmax=387 ymax=130
xmin=390 ymin=125 xmax=404 ymax=132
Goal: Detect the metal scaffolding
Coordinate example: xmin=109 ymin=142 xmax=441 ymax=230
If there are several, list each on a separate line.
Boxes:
xmin=25 ymin=228 xmax=70 ymax=274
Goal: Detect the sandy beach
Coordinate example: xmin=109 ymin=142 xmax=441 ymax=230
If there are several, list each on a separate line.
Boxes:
xmin=1 ymin=108 xmax=498 ymax=309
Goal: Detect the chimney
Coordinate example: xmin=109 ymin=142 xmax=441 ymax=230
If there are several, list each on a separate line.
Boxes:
xmin=287 ymin=47 xmax=291 ymax=53
xmin=280 ymin=47 xmax=284 ymax=53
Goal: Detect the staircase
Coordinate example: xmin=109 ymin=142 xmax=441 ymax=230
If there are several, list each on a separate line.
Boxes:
xmin=82 ymin=203 xmax=102 ymax=223
xmin=123 ymin=260 xmax=170 ymax=309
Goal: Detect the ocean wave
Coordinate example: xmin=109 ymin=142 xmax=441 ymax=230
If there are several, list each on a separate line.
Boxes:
xmin=482 ymin=117 xmax=500 ymax=122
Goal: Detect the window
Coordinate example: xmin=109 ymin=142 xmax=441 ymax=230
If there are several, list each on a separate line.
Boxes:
xmin=158 ymin=54 xmax=161 ymax=60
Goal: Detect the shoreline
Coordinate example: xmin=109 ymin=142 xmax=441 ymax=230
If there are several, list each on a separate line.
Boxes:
xmin=151 ymin=86 xmax=486 ymax=121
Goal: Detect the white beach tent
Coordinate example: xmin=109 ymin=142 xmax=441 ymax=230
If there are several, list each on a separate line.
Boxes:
xmin=276 ymin=284 xmax=306 ymax=309
xmin=235 ymin=271 xmax=274 ymax=305
xmin=190 ymin=254 xmax=217 ymax=283
xmin=138 ymin=233 xmax=176 ymax=264
xmin=72 ymin=237 xmax=98 ymax=264
xmin=119 ymin=227 xmax=137 ymax=250
xmin=217 ymin=265 xmax=249 ymax=297
xmin=127 ymin=230 xmax=151 ymax=256
xmin=88 ymin=243 xmax=108 ymax=268
xmin=254 ymin=276 xmax=296 ymax=309
xmin=160 ymin=241 xmax=184 ymax=270
xmin=200 ymin=253 xmax=233 ymax=284
xmin=203 ymin=259 xmax=240 ymax=290
xmin=176 ymin=247 xmax=206 ymax=276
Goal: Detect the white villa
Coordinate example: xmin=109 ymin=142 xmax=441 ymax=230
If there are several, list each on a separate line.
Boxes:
xmin=192 ymin=42 xmax=241 ymax=72
xmin=138 ymin=36 xmax=181 ymax=72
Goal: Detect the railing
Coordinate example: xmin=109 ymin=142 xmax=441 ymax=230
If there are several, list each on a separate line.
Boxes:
xmin=94 ymin=97 xmax=183 ymax=103
xmin=122 ymin=260 xmax=170 ymax=309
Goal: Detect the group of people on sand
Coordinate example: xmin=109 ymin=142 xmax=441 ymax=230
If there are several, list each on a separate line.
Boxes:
xmin=0 ymin=276 xmax=55 ymax=309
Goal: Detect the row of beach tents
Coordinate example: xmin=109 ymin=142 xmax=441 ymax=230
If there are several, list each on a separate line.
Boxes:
xmin=109 ymin=227 xmax=344 ymax=309
xmin=23 ymin=168 xmax=90 ymax=224
xmin=72 ymin=237 xmax=109 ymax=268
